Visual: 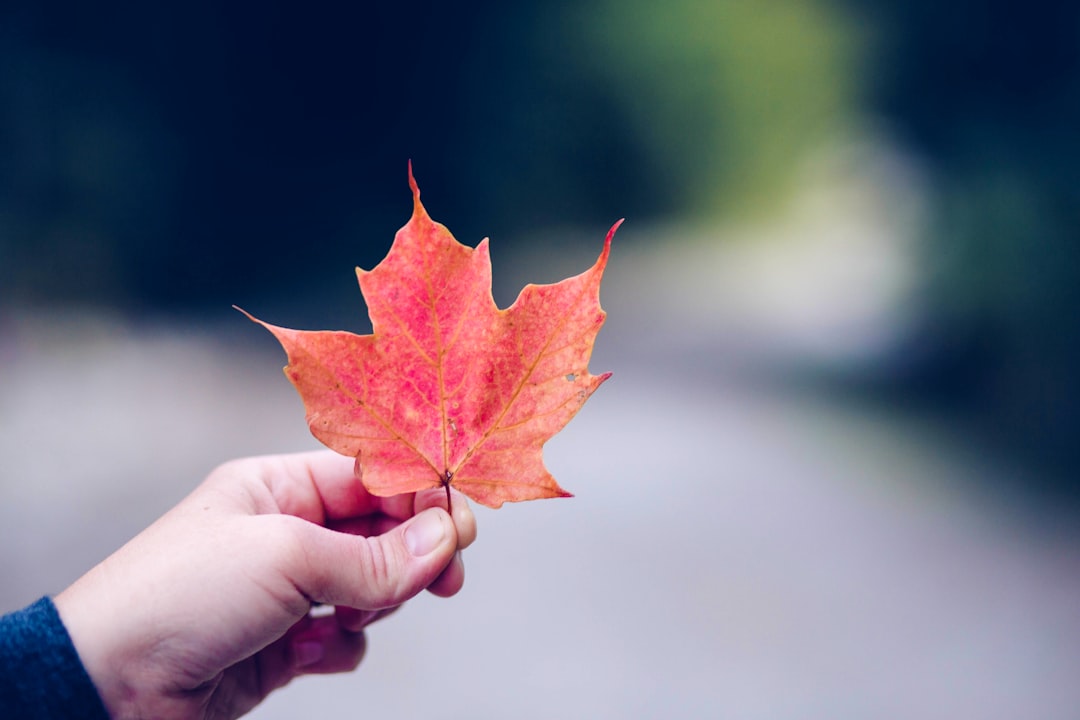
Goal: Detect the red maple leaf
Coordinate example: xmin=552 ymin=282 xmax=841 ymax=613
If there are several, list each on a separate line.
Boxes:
xmin=242 ymin=166 xmax=619 ymax=509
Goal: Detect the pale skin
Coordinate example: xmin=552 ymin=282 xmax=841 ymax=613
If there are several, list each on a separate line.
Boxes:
xmin=54 ymin=450 xmax=477 ymax=720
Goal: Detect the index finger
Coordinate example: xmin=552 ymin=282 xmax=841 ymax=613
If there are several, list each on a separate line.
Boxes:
xmin=252 ymin=450 xmax=424 ymax=524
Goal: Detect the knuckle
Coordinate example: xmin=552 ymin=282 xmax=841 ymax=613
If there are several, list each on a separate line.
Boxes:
xmin=268 ymin=515 xmax=329 ymax=610
xmin=358 ymin=537 xmax=400 ymax=607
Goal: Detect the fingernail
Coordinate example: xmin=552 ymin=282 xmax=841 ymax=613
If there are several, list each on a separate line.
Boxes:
xmin=293 ymin=640 xmax=324 ymax=667
xmin=405 ymin=510 xmax=447 ymax=557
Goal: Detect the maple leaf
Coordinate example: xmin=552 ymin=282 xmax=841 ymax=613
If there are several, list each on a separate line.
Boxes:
xmin=241 ymin=166 xmax=619 ymax=509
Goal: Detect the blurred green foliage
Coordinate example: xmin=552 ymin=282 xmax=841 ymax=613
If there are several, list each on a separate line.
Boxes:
xmin=573 ymin=0 xmax=859 ymax=218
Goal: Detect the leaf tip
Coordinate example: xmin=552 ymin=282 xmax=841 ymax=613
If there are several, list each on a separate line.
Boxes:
xmin=407 ymin=160 xmax=427 ymax=220
xmin=604 ymin=217 xmax=623 ymax=252
xmin=234 ymin=304 xmax=258 ymax=324
xmin=234 ymin=306 xmax=290 ymax=345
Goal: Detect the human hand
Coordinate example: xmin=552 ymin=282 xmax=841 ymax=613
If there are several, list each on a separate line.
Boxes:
xmin=54 ymin=450 xmax=476 ymax=720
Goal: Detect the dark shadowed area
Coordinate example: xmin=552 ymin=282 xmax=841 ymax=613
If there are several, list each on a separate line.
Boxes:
xmin=0 ymin=1 xmax=647 ymax=314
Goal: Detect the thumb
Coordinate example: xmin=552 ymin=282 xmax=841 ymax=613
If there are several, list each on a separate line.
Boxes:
xmin=289 ymin=507 xmax=458 ymax=610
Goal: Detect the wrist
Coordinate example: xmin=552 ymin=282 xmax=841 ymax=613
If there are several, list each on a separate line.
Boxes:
xmin=55 ymin=572 xmax=144 ymax=720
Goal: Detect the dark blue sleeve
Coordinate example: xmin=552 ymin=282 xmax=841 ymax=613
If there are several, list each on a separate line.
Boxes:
xmin=0 ymin=597 xmax=110 ymax=720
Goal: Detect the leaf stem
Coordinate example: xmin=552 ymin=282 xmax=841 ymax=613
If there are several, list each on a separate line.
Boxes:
xmin=443 ymin=470 xmax=453 ymax=516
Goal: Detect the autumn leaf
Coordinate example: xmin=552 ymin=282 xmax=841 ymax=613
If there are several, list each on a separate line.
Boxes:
xmin=241 ymin=166 xmax=619 ymax=509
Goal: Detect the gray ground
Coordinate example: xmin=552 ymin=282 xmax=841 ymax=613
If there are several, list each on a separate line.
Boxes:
xmin=4 ymin=179 xmax=1080 ymax=718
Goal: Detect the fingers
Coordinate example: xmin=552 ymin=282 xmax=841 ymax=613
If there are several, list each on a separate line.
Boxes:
xmin=410 ymin=489 xmax=473 ymax=597
xmin=415 ymin=488 xmax=477 ymax=550
xmin=288 ymin=616 xmax=367 ymax=676
xmin=240 ymin=452 xmax=479 ymax=545
xmin=259 ymin=451 xmax=374 ymax=523
xmin=242 ymin=452 xmax=478 ymax=609
xmin=257 ymin=615 xmax=367 ymax=695
xmin=326 ymin=487 xmax=477 ymax=549
xmin=426 ymin=552 xmax=465 ymax=597
xmin=333 ymin=605 xmax=399 ymax=633
xmin=287 ymin=507 xmax=458 ymax=610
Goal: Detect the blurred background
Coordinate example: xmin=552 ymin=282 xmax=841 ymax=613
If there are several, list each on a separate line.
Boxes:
xmin=3 ymin=1 xmax=1080 ymax=718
